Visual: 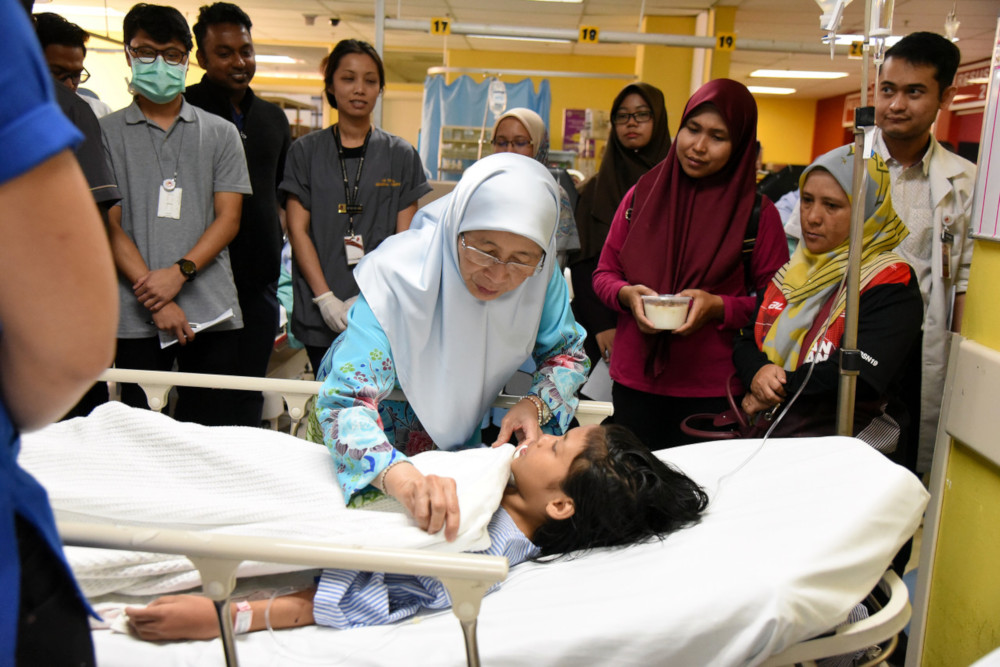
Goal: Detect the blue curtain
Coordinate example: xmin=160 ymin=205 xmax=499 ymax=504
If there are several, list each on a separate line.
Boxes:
xmin=419 ymin=75 xmax=551 ymax=181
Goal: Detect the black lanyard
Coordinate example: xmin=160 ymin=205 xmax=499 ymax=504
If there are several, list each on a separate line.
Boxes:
xmin=333 ymin=124 xmax=372 ymax=234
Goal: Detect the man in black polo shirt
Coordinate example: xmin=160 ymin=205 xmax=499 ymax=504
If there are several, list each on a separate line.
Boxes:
xmin=186 ymin=2 xmax=291 ymax=427
xmin=30 ymin=7 xmax=121 ymax=420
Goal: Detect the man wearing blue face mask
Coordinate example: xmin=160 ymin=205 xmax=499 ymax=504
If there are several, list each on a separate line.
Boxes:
xmin=100 ymin=3 xmax=252 ymax=425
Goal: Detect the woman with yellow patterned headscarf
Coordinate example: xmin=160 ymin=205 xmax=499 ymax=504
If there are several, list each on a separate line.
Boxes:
xmin=732 ymin=145 xmax=924 ymax=451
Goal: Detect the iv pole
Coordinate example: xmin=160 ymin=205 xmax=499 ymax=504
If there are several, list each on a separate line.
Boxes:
xmin=836 ymin=0 xmax=892 ymax=435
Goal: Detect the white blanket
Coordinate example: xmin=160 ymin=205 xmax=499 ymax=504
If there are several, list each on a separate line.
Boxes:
xmin=19 ymin=402 xmax=513 ymax=596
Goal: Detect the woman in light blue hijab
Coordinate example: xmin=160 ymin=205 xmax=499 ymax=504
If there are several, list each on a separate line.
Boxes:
xmin=314 ymin=152 xmax=589 ymax=537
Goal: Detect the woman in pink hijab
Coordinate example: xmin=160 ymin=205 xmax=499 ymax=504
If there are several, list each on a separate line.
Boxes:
xmin=593 ymin=79 xmax=788 ymax=449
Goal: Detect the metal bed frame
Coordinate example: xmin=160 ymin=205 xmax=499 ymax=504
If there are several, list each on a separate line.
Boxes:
xmin=761 ymin=569 xmax=911 ymax=667
xmin=96 ymin=367 xmax=615 ymax=432
xmin=60 ymin=521 xmax=507 ymax=667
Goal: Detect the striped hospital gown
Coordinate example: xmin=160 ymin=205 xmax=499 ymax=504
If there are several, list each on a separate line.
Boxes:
xmin=312 ymin=507 xmax=539 ymax=629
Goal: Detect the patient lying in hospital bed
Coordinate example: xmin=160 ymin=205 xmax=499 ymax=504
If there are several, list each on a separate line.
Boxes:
xmin=20 ymin=403 xmax=707 ymax=637
xmin=20 ymin=402 xmax=929 ymax=666
xmin=126 ymin=422 xmax=707 ymax=639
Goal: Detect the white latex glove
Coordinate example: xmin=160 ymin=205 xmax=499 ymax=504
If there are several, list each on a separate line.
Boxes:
xmin=312 ymin=291 xmax=346 ymax=332
xmin=332 ymin=295 xmax=358 ymax=331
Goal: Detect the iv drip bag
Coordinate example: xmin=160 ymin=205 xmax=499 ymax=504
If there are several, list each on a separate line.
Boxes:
xmin=869 ymin=0 xmax=895 ymax=36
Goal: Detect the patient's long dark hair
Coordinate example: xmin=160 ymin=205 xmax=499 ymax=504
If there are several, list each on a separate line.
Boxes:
xmin=532 ymin=424 xmax=708 ymax=558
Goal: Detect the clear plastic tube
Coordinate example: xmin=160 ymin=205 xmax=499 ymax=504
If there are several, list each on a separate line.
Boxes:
xmin=713 ymin=274 xmax=851 ymax=499
xmin=873 ymin=36 xmax=887 ymax=68
xmin=260 ymin=586 xmax=332 ymax=665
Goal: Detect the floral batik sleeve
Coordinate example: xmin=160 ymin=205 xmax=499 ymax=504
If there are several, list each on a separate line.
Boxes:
xmin=315 ymin=297 xmax=408 ymax=504
xmin=529 ymin=269 xmax=590 ymax=434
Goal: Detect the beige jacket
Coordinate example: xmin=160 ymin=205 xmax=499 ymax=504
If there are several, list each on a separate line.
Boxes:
xmin=876 ymin=135 xmax=976 ymax=471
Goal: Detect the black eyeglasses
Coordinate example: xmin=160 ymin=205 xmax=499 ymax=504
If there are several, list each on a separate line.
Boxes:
xmin=128 ymin=45 xmax=188 ymax=66
xmin=51 ymin=67 xmax=90 ymax=85
xmin=492 ymin=137 xmax=532 ymax=149
xmin=612 ymin=110 xmax=653 ymax=125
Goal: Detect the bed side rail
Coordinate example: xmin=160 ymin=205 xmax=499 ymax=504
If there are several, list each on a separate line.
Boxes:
xmin=60 ymin=520 xmax=506 ymax=667
xmin=97 ymin=368 xmax=613 ymax=431
xmin=759 ymin=569 xmax=911 ymax=667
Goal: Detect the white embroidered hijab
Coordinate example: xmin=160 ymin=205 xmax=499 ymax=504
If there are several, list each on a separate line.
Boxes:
xmin=354 ymin=153 xmax=560 ymax=448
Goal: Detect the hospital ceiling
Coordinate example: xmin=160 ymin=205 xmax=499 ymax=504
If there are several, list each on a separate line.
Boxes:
xmin=48 ymin=0 xmax=999 ymax=100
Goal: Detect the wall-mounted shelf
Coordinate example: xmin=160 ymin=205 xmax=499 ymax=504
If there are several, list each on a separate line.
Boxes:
xmin=438 ymin=125 xmax=490 ymax=178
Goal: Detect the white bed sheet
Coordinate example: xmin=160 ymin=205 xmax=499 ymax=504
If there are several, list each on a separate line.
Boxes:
xmin=19 ymin=403 xmax=513 ymax=596
xmin=89 ymin=435 xmax=928 ymax=667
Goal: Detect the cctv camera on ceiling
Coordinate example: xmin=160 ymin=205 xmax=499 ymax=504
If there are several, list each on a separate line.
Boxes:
xmin=330 ymin=17 xmax=341 ymax=27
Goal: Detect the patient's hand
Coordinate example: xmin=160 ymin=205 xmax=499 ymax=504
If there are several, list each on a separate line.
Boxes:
xmin=385 ymin=463 xmax=460 ymax=542
xmin=127 ymin=595 xmax=219 ymax=641
xmin=491 ymin=398 xmax=543 ymax=448
xmin=750 ymin=364 xmax=787 ymax=406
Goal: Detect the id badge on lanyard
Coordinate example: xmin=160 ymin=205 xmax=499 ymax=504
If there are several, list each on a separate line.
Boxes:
xmin=940 ymin=229 xmax=954 ymax=280
xmin=334 ymin=125 xmax=372 ymax=267
xmin=344 ymin=234 xmax=364 ymax=265
xmin=157 ymin=179 xmax=182 ymax=219
xmin=149 ymin=123 xmax=186 ymax=220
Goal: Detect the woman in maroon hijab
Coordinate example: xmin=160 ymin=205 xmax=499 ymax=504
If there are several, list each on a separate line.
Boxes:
xmin=592 ymin=79 xmax=788 ymax=449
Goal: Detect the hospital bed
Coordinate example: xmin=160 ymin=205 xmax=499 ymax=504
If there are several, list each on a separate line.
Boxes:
xmin=29 ymin=369 xmax=926 ymax=667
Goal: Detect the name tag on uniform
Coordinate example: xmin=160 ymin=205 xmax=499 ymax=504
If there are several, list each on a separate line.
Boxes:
xmin=940 ymin=230 xmax=954 ymax=280
xmin=158 ymin=186 xmax=182 ymax=219
xmin=344 ymin=234 xmax=364 ymax=266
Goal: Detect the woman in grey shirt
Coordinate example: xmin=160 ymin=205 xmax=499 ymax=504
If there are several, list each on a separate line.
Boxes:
xmin=281 ymin=39 xmax=430 ymax=372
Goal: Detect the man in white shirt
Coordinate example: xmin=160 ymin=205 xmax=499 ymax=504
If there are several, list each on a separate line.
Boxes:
xmin=873 ymin=31 xmax=976 ymax=474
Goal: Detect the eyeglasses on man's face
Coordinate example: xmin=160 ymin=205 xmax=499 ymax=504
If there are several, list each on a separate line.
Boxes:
xmin=492 ymin=137 xmax=533 ymax=149
xmin=459 ymin=234 xmax=545 ymax=277
xmin=51 ymin=67 xmax=90 ymax=85
xmin=128 ymin=45 xmax=188 ymax=66
xmin=612 ymin=110 xmax=653 ymax=125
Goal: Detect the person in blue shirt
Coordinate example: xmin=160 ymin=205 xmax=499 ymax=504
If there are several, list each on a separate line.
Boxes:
xmin=124 ymin=423 xmax=708 ymax=638
xmin=2 ymin=0 xmax=118 ymax=662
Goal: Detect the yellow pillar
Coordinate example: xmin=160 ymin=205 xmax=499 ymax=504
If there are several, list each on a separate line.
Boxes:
xmin=710 ymin=7 xmax=736 ymax=81
xmin=921 ymin=241 xmax=1000 ymax=665
xmin=635 ymin=15 xmax=696 ymax=137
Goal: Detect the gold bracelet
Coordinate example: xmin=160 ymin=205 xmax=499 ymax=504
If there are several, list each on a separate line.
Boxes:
xmin=523 ymin=394 xmax=551 ymax=426
xmin=375 ymin=459 xmax=405 ymax=492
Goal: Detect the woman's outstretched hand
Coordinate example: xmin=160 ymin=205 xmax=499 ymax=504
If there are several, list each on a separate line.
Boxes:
xmin=127 ymin=595 xmax=219 ymax=641
xmin=617 ymin=284 xmax=659 ymax=335
xmin=673 ymin=289 xmax=724 ymax=336
xmin=491 ymin=398 xmax=543 ymax=448
xmin=384 ymin=463 xmax=460 ymax=542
